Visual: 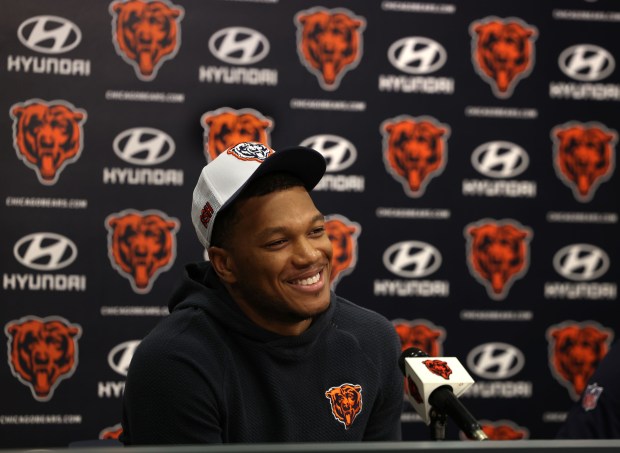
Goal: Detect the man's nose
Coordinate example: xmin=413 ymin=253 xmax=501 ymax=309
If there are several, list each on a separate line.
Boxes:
xmin=292 ymin=237 xmax=321 ymax=265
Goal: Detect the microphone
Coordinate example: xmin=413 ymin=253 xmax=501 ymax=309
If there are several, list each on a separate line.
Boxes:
xmin=399 ymin=347 xmax=488 ymax=441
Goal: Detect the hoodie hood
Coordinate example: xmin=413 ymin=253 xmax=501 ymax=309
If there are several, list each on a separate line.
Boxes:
xmin=168 ymin=261 xmax=335 ymax=359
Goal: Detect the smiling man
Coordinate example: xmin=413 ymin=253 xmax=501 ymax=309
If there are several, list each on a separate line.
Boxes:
xmin=121 ymin=142 xmax=403 ymax=445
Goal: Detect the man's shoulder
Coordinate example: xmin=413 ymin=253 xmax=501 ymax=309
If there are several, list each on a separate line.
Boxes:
xmin=333 ymin=295 xmax=395 ymax=335
xmin=332 ymin=296 xmax=401 ymax=371
xmin=128 ymin=306 xmax=230 ymax=380
xmin=335 ymin=295 xmax=388 ymax=318
xmin=135 ymin=306 xmax=220 ymax=358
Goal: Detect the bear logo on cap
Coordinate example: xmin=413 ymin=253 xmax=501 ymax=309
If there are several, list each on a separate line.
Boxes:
xmin=227 ymin=142 xmax=274 ymax=162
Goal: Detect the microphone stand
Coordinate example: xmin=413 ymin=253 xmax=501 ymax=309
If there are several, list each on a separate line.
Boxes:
xmin=429 ymin=408 xmax=447 ymax=441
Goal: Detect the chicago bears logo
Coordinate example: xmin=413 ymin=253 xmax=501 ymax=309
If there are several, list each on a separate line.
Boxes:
xmin=99 ymin=423 xmax=123 ymax=440
xmin=227 ymin=142 xmax=274 ymax=163
xmin=5 ymin=316 xmax=82 ymax=402
xmin=483 ymin=425 xmax=524 ymax=440
xmin=461 ymin=420 xmax=528 ymax=440
xmin=423 ymin=359 xmax=452 ymax=380
xmin=393 ymin=319 xmax=446 ymax=357
xmin=465 ymin=219 xmax=532 ymax=300
xmin=110 ymin=0 xmax=184 ymax=81
xmin=295 ymin=7 xmax=365 ymax=90
xmin=547 ymin=321 xmax=613 ymax=401
xmin=325 ymin=383 xmax=363 ymax=429
xmin=551 ymin=122 xmax=617 ymax=202
xmin=105 ymin=209 xmax=179 ymax=294
xmin=325 ymin=215 xmax=361 ymax=289
xmin=201 ymin=107 xmax=273 ymax=161
xmin=470 ymin=17 xmax=537 ymax=98
xmin=10 ymin=99 xmax=87 ymax=185
xmin=381 ymin=115 xmax=450 ymax=197
xmin=406 ymin=376 xmax=423 ymax=404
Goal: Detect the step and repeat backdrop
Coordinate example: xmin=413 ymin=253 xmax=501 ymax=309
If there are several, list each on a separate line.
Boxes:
xmin=1 ymin=0 xmax=619 ymax=448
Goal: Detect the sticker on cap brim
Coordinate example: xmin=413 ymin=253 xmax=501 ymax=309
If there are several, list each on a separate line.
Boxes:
xmin=227 ymin=142 xmax=274 ymax=162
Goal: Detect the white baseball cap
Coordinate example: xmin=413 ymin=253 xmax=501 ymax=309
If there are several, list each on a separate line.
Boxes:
xmin=192 ymin=142 xmax=326 ymax=249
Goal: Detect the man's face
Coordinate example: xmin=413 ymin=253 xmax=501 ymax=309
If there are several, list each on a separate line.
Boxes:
xmin=223 ymin=186 xmax=333 ymax=335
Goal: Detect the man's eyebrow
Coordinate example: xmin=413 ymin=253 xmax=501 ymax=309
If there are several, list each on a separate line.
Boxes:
xmin=257 ymin=214 xmax=326 ymax=240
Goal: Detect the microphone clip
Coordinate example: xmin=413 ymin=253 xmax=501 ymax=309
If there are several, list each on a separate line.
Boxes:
xmin=429 ymin=408 xmax=448 ymax=441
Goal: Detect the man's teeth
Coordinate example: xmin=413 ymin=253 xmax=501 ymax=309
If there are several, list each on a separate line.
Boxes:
xmin=294 ymin=273 xmax=320 ymax=286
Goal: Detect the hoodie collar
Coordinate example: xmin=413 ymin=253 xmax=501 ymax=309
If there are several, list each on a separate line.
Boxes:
xmin=171 ymin=262 xmax=335 ymax=359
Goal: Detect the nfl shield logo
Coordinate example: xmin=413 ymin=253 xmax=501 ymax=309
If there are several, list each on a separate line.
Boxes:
xmin=582 ymin=383 xmax=604 ymax=411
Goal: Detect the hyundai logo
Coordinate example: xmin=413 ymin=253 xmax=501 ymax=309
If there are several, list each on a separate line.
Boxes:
xmin=209 ymin=27 xmax=269 ymax=65
xmin=559 ymin=44 xmax=615 ymax=82
xmin=383 ymin=241 xmax=442 ymax=278
xmin=388 ymin=37 xmax=447 ymax=75
xmin=14 ymin=232 xmax=78 ymax=271
xmin=18 ymin=16 xmax=82 ymax=54
xmin=471 ymin=141 xmax=529 ymax=179
xmin=113 ymin=128 xmax=175 ymax=166
xmin=467 ymin=342 xmax=525 ymax=380
xmin=553 ymin=244 xmax=609 ymax=281
xmin=300 ymin=135 xmax=357 ymax=172
xmin=108 ymin=340 xmax=141 ymax=377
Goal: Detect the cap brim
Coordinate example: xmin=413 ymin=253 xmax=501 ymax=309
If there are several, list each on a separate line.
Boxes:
xmin=220 ymin=146 xmax=326 ymax=212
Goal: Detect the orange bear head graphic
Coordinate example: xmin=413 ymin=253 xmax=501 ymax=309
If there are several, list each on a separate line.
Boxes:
xmin=5 ymin=316 xmax=81 ymax=402
xmin=10 ymin=99 xmax=87 ymax=185
xmin=325 ymin=383 xmax=363 ymax=429
xmin=406 ymin=376 xmax=423 ymax=404
xmin=295 ymin=7 xmax=365 ymax=90
xmin=465 ymin=220 xmax=532 ymax=300
xmin=325 ymin=215 xmax=360 ymax=289
xmin=470 ymin=17 xmax=537 ymax=98
xmin=201 ymin=107 xmax=273 ymax=161
xmin=552 ymin=122 xmax=617 ymax=202
xmin=394 ymin=320 xmax=445 ymax=357
xmin=461 ymin=420 xmax=529 ymax=441
xmin=423 ymin=359 xmax=452 ymax=380
xmin=110 ymin=0 xmax=184 ymax=81
xmin=547 ymin=321 xmax=613 ymax=401
xmin=106 ymin=209 xmax=179 ymax=294
xmin=381 ymin=116 xmax=449 ymax=197
xmin=481 ymin=422 xmax=528 ymax=440
xmin=99 ymin=423 xmax=124 ymax=440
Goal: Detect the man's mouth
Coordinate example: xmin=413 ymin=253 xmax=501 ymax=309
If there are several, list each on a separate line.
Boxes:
xmin=291 ymin=272 xmax=320 ymax=286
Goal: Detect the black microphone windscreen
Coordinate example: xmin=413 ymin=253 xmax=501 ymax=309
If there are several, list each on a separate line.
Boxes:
xmin=398 ymin=347 xmax=429 ymax=374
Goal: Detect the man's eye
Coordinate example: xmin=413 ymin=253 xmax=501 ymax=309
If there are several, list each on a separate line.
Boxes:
xmin=266 ymin=239 xmax=287 ymax=248
xmin=310 ymin=227 xmax=325 ymax=236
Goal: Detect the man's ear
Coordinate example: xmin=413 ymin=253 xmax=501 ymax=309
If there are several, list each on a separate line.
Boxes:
xmin=208 ymin=246 xmax=237 ymax=284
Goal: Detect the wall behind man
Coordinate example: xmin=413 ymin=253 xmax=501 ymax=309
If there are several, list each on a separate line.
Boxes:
xmin=0 ymin=0 xmax=618 ymax=447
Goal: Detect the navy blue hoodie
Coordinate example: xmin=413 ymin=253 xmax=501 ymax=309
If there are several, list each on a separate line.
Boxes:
xmin=121 ymin=262 xmax=403 ymax=445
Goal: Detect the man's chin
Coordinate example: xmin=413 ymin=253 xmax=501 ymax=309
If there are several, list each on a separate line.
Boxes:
xmin=304 ymin=298 xmax=331 ymax=319
xmin=287 ymin=298 xmax=330 ymax=323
